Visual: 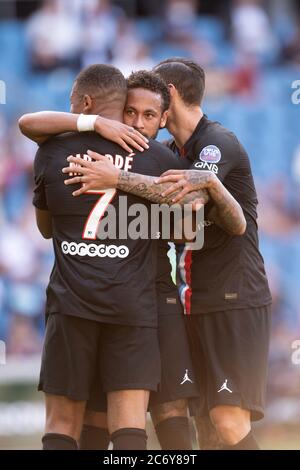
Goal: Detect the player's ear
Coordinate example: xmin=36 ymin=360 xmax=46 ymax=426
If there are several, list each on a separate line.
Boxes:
xmin=159 ymin=110 xmax=168 ymax=128
xmin=82 ymin=94 xmax=93 ymax=113
xmin=168 ymin=84 xmax=176 ymax=98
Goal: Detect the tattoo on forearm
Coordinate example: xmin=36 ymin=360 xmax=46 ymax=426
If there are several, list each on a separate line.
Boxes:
xmin=117 ymin=169 xmax=244 ymax=234
xmin=118 ymin=171 xmax=173 ymax=203
xmin=181 ymin=170 xmax=245 ymax=234
xmin=187 ymin=171 xmax=212 ymax=190
xmin=117 ymin=170 xmax=209 ymax=206
xmin=208 ymin=183 xmax=245 ymax=234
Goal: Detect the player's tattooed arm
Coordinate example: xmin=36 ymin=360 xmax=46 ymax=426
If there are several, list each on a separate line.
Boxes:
xmin=206 ymin=180 xmax=246 ymax=236
xmin=63 ymin=151 xmax=208 ymax=208
xmin=117 ymin=170 xmax=208 ymax=207
xmin=157 ymin=169 xmax=246 ymax=235
xmin=18 ymin=112 xmax=148 ymax=152
xmin=118 ymin=172 xmax=203 ymax=243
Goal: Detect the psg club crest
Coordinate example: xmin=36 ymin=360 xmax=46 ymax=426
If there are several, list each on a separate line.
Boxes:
xmin=199 ymin=145 xmax=221 ymax=164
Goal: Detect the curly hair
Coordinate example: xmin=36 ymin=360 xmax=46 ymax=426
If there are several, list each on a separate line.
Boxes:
xmin=126 ymin=70 xmax=170 ymax=112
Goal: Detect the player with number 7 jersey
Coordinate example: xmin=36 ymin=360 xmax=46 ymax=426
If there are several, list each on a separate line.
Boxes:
xmin=33 ymin=128 xmax=189 ymax=450
xmin=33 ymin=131 xmax=183 ymax=328
xmin=30 ymin=64 xmax=200 ymax=450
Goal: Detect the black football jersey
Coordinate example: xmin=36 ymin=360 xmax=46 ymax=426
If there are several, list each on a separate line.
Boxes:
xmin=168 ymin=115 xmax=272 ymax=314
xmin=33 ymin=131 xmax=183 ymax=327
xmin=155 ymin=152 xmax=191 ymax=316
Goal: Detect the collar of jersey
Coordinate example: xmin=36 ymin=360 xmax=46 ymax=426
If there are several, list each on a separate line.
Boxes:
xmin=175 ymin=114 xmax=208 ymax=160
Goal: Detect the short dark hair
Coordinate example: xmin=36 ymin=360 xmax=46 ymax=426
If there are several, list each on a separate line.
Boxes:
xmin=126 ymin=70 xmax=170 ymax=112
xmin=153 ymin=58 xmax=205 ymax=106
xmin=74 ymin=64 xmax=127 ymax=103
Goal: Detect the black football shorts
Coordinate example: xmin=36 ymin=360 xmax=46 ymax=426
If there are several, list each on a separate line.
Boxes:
xmin=87 ymin=311 xmax=199 ymax=412
xmin=149 ymin=312 xmax=199 ymax=407
xmin=186 ymin=305 xmax=272 ymax=421
xmin=38 ymin=313 xmax=161 ymax=400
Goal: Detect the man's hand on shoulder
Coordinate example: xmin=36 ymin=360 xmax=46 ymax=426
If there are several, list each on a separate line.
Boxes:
xmin=95 ymin=116 xmax=149 ymax=153
xmin=155 ymin=169 xmax=215 ymax=203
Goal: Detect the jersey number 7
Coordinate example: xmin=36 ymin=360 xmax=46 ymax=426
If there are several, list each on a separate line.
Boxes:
xmin=82 ymin=188 xmax=116 ymax=240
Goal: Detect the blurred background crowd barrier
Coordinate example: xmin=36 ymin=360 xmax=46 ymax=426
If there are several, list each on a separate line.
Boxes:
xmin=0 ymin=0 xmax=300 ymax=449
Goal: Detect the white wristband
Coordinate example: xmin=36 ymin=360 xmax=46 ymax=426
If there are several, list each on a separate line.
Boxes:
xmin=77 ymin=114 xmax=98 ymax=132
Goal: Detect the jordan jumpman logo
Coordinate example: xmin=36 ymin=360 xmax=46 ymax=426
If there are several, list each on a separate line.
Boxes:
xmin=218 ymin=379 xmax=233 ymax=393
xmin=180 ymin=369 xmax=193 ymax=385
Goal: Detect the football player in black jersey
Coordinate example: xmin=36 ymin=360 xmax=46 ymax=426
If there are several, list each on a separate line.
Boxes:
xmin=21 ymin=65 xmax=219 ymax=451
xmin=20 ymin=69 xmax=200 ymax=450
xmin=24 ymin=64 xmax=208 ymax=451
xmin=81 ymin=71 xmax=200 ymax=451
xmin=20 ymin=66 xmax=246 ymax=450
xmin=153 ymin=59 xmax=272 ymax=450
xmin=60 ymin=59 xmax=272 ymax=451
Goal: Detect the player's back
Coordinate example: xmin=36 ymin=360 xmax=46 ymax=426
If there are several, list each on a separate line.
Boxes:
xmin=33 ymin=132 xmax=179 ymax=327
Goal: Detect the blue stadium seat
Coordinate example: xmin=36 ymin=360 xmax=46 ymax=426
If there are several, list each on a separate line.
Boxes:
xmin=0 ymin=21 xmax=28 ymax=77
xmin=195 ymin=16 xmax=225 ymax=45
xmin=150 ymin=43 xmax=191 ymax=62
xmin=135 ymin=18 xmax=163 ymax=43
xmin=216 ymin=42 xmax=236 ymax=66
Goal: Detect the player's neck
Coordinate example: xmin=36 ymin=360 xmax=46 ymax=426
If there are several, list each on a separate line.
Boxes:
xmin=169 ymin=106 xmax=203 ymax=149
xmin=92 ymin=107 xmax=123 ymax=122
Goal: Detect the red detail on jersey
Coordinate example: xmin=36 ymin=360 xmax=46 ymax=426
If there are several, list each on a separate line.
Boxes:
xmin=184 ymin=250 xmax=192 ymax=315
xmin=180 ymin=147 xmax=186 ymax=158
